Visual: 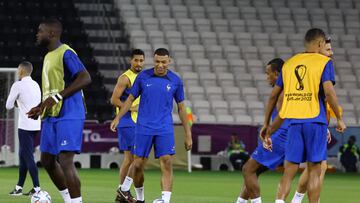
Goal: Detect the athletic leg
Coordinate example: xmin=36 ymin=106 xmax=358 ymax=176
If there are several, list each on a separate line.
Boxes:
xmin=276 ymin=161 xmax=299 ymax=200
xmin=58 ymin=152 xmax=81 ymax=198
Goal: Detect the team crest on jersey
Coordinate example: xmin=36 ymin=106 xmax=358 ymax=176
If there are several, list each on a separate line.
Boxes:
xmin=166 ymin=84 xmax=171 ymax=91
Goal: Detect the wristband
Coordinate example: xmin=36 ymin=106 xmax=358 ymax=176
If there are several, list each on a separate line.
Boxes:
xmin=51 ymin=95 xmax=59 ymax=103
xmin=55 ymin=93 xmax=63 ymax=101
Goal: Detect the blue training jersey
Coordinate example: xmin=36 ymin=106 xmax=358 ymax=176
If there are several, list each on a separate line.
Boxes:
xmin=275 ymin=60 xmax=335 ymax=124
xmin=50 ymin=49 xmax=86 ymax=121
xmin=130 ymin=68 xmax=185 ymax=135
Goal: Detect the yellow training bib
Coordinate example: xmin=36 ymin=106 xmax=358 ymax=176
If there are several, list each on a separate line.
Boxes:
xmin=279 ymin=53 xmax=331 ymax=119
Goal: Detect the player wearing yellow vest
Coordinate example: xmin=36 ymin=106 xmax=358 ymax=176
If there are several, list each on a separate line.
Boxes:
xmin=261 ymin=28 xmax=346 ymax=203
xmin=110 ymin=49 xmax=144 ymax=203
xmin=291 ymin=37 xmax=341 ymax=203
xmin=28 ymin=18 xmax=91 ymax=203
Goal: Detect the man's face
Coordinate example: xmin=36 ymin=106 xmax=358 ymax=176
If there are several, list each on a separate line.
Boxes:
xmin=265 ymin=64 xmax=278 ymax=87
xmin=154 ymin=54 xmax=170 ymax=76
xmin=320 ymin=43 xmax=333 ymax=58
xmin=36 ymin=24 xmax=52 ymax=47
xmin=130 ymin=55 xmax=144 ymax=73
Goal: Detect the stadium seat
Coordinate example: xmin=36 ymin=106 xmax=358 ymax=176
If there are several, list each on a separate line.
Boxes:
xmin=211 ymin=100 xmax=229 ymax=115
xmin=172 ymin=5 xmax=188 ymax=19
xmin=166 ymin=31 xmax=183 ymax=44
xmin=223 ymin=7 xmax=240 ymax=20
xmin=206 ymin=87 xmax=223 ymax=101
xmin=159 ymin=18 xmax=177 ymax=32
xmin=143 ymin=18 xmax=160 ymax=31
xmin=216 ymin=114 xmax=235 ymax=123
xmin=177 ymin=18 xmax=195 ymax=32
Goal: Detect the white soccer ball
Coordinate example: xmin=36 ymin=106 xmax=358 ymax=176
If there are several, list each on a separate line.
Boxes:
xmin=152 ymin=199 xmax=165 ymax=203
xmin=31 ymin=190 xmax=51 ymax=203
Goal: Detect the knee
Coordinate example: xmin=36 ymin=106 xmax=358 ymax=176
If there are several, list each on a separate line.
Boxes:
xmin=123 ymin=156 xmax=134 ymax=167
xmin=132 ymin=160 xmax=145 ymax=172
xmin=242 ymin=162 xmax=250 ymax=175
xmin=41 ymin=156 xmax=55 ymax=170
xmin=160 ymin=156 xmax=172 ymax=168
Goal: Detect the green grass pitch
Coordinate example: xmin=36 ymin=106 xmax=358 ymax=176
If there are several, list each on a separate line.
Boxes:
xmin=0 ymin=167 xmax=359 ymax=202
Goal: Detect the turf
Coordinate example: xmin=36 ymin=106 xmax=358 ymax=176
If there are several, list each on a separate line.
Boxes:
xmin=0 ymin=167 xmax=359 ymax=202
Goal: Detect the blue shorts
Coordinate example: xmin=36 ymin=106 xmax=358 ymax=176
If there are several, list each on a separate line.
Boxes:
xmin=252 ymin=128 xmax=287 ymax=170
xmin=117 ymin=126 xmax=135 ymax=151
xmin=40 ymin=118 xmax=84 ymax=155
xmin=133 ymin=133 xmax=175 ymax=159
xmin=285 ymin=123 xmax=327 ymax=163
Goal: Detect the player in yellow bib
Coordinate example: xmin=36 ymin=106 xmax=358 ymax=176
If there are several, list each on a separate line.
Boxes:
xmin=291 ymin=37 xmax=342 ymax=203
xmin=110 ymin=49 xmax=144 ymax=203
xmin=262 ymin=28 xmax=346 ymax=203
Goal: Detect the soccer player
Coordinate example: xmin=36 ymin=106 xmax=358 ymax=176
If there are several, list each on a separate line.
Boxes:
xmin=110 ymin=49 xmax=144 ymax=201
xmin=262 ymin=28 xmax=346 ymax=203
xmin=6 ymin=61 xmax=41 ymax=196
xmin=235 ymin=58 xmax=287 ymax=203
xmin=28 ymin=18 xmax=91 ymax=203
xmin=110 ymin=48 xmax=192 ymax=203
xmin=291 ymin=36 xmax=334 ymax=203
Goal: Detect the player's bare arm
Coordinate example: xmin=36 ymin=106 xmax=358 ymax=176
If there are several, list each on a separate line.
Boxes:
xmin=260 ymin=85 xmax=282 ymax=140
xmin=323 ymin=81 xmax=346 ymax=132
xmin=110 ymin=94 xmax=135 ymax=132
xmin=130 ymin=104 xmax=139 ymax=112
xmin=110 ymin=75 xmax=130 ymax=108
xmin=27 ymin=70 xmax=91 ymax=119
xmin=177 ymin=101 xmax=193 ymax=151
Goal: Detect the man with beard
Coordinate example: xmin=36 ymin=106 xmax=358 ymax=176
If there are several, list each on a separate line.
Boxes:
xmin=28 ymin=18 xmax=91 ymax=203
xmin=110 ymin=49 xmax=145 ymax=202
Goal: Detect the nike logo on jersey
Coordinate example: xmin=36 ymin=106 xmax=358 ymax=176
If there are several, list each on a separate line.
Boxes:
xmin=166 ymin=84 xmax=171 ymax=91
xmin=146 ymin=84 xmax=152 ymax=87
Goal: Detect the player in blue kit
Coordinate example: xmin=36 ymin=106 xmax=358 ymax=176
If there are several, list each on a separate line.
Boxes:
xmin=291 ymin=36 xmax=335 ymax=203
xmin=235 ymin=58 xmax=287 ymax=203
xmin=28 ymin=18 xmax=91 ymax=203
xmin=110 ymin=48 xmax=192 ymax=203
xmin=263 ymin=28 xmax=346 ymax=203
xmin=111 ymin=49 xmax=144 ymax=202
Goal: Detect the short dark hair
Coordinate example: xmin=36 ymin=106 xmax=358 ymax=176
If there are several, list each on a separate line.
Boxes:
xmin=349 ymin=135 xmax=356 ymax=142
xmin=19 ymin=61 xmax=33 ymax=74
xmin=131 ymin=49 xmax=145 ymax=58
xmin=154 ymin=48 xmax=170 ymax=57
xmin=41 ymin=18 xmax=63 ymax=33
xmin=267 ymin=58 xmax=284 ymax=73
xmin=325 ymin=36 xmax=331 ymax=44
xmin=304 ymin=28 xmax=326 ymax=43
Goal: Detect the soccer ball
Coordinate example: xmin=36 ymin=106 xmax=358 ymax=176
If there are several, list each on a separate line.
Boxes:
xmin=31 ymin=190 xmax=51 ymax=203
xmin=152 ymin=199 xmax=165 ymax=203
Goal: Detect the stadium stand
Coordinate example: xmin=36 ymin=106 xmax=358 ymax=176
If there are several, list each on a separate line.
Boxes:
xmin=1 ymin=0 xmax=360 ymax=125
xmin=100 ymin=0 xmax=360 ymax=125
xmin=0 ymin=0 xmax=113 ymax=121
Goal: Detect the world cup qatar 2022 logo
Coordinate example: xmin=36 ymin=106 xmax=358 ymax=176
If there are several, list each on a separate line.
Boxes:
xmin=295 ymin=65 xmax=307 ymax=91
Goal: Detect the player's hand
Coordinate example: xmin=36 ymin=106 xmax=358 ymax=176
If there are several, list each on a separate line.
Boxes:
xmin=259 ymin=125 xmax=268 ymax=141
xmin=27 ymin=106 xmax=42 ymax=119
xmin=184 ymin=132 xmax=192 ymax=151
xmin=41 ymin=96 xmax=57 ymax=110
xmin=263 ymin=137 xmax=272 ymax=151
xmin=110 ymin=118 xmax=119 ymax=132
xmin=327 ymin=128 xmax=332 ymax=143
xmin=336 ymin=119 xmax=346 ymax=133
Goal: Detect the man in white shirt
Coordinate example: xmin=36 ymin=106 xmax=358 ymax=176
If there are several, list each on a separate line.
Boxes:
xmin=6 ymin=61 xmax=41 ymax=196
